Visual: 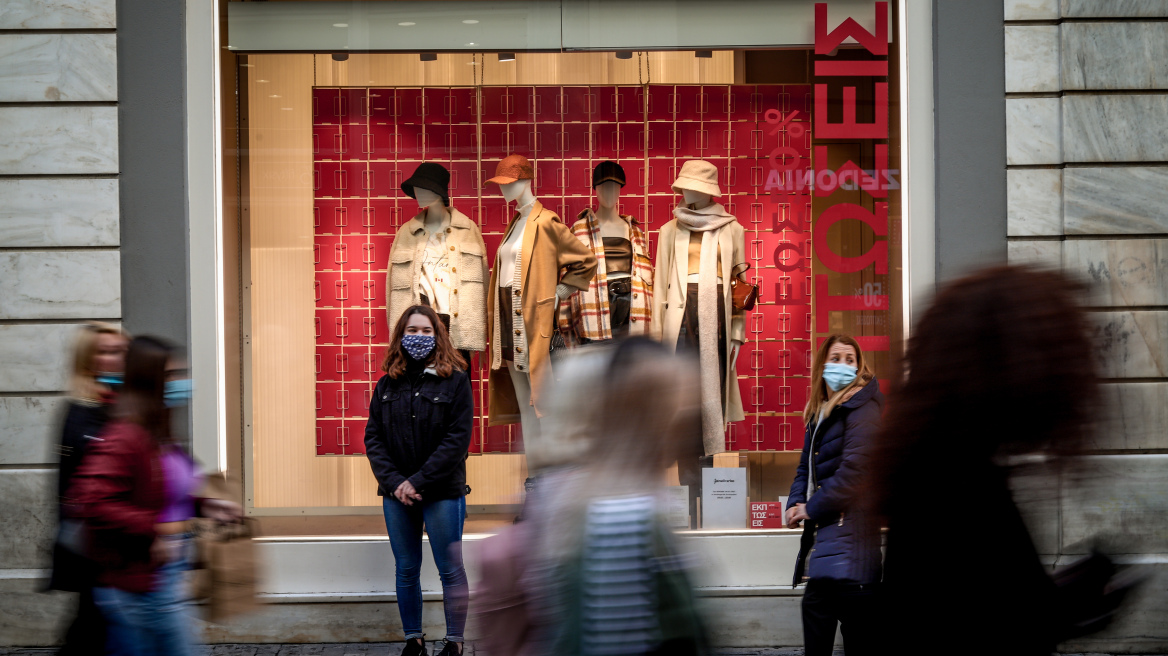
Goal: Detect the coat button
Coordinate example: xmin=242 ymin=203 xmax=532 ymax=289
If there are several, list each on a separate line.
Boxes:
xmin=382 ymin=395 xmax=387 ymax=400
xmin=450 ymin=246 xmax=455 ymax=251
xmin=633 ymin=293 xmax=638 ymax=299
xmin=632 ymin=318 xmax=637 ymax=322
xmin=453 ymin=312 xmax=458 ymax=317
xmin=515 ymin=309 xmax=522 ymax=316
xmin=452 ymin=267 xmax=457 ymax=273
xmin=415 ymin=392 xmax=419 ymax=397
xmin=446 ymin=227 xmax=452 ymax=234
xmin=434 ymin=397 xmax=440 ymax=401
xmin=514 ymin=289 xmax=521 ymax=296
xmin=516 ymin=346 xmax=523 ymax=353
xmin=453 ymin=289 xmax=458 ymax=295
xmin=514 ymin=329 xmax=521 ymax=336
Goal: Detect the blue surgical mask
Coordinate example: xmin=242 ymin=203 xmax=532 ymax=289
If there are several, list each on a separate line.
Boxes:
xmin=823 ymin=362 xmax=858 ymax=392
xmin=402 ymin=334 xmax=436 ymax=361
xmin=96 ymin=372 xmax=123 ymax=386
xmin=164 ymin=379 xmax=193 ymax=408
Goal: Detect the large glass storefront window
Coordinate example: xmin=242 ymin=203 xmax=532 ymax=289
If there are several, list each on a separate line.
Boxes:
xmin=234 ymin=1 xmax=902 ymax=534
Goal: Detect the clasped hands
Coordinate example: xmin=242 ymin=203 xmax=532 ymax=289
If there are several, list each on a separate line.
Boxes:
xmin=784 ymin=502 xmax=810 ymax=529
xmin=394 ymin=480 xmax=423 ymax=506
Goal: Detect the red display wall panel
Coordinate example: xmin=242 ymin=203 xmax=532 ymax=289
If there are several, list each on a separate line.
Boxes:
xmin=312 ymin=84 xmax=814 ymax=456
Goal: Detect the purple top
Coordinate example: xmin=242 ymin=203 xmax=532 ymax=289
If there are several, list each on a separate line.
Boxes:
xmin=158 ymin=446 xmax=201 ymax=524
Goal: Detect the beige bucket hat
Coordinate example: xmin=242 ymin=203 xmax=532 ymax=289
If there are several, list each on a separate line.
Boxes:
xmin=670 ymin=159 xmax=722 ymax=197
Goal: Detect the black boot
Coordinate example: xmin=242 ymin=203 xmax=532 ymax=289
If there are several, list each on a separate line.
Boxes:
xmin=403 ymin=636 xmax=429 ymax=656
xmin=436 ymin=639 xmax=463 ymax=656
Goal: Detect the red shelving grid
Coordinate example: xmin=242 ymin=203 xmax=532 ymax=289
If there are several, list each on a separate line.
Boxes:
xmin=312 ymin=84 xmax=814 ymax=456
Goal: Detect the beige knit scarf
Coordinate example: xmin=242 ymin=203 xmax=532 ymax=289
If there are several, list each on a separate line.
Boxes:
xmin=674 ymin=203 xmax=736 ymax=454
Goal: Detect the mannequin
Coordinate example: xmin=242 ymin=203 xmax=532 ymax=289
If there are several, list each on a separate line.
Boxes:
xmin=560 ymin=160 xmax=653 ymax=343
xmin=497 ymin=178 xmax=543 ymax=437
xmin=484 ymin=154 xmax=597 ymax=439
xmin=651 ymin=159 xmax=748 ymax=527
xmin=389 ymin=161 xmax=488 ymax=358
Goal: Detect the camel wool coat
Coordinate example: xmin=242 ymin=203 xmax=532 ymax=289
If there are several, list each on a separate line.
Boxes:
xmin=387 ymin=208 xmax=488 ymax=351
xmin=651 ymin=217 xmax=747 ymax=433
xmin=488 ymin=201 xmax=596 ymax=425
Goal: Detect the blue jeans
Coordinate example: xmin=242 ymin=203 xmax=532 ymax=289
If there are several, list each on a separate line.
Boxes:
xmin=93 ymin=535 xmax=195 ymax=656
xmin=382 ymin=495 xmax=468 ymax=642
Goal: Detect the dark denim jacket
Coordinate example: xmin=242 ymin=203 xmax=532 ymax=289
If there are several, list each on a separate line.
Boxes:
xmin=363 ymin=365 xmax=473 ymax=501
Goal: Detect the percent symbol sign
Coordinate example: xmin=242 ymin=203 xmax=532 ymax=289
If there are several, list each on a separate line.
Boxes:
xmin=764 ymin=109 xmax=806 ymax=139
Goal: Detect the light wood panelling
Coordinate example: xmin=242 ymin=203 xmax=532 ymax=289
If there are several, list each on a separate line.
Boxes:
xmin=248 ymin=54 xmax=380 ymax=508
xmin=314 ymin=51 xmax=733 ymax=87
xmin=465 ymin=453 xmax=528 ymax=506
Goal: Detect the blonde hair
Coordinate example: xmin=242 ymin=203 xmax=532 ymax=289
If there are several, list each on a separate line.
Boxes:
xmin=802 ymin=334 xmax=875 ymax=424
xmin=70 ymin=322 xmax=129 ymax=402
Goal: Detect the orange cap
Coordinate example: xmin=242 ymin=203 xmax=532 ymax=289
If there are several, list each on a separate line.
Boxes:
xmin=485 ymin=154 xmax=534 ymax=186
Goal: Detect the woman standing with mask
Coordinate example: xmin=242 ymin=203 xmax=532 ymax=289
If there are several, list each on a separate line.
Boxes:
xmin=785 ymin=334 xmax=883 ymax=656
xmin=51 ymin=322 xmax=129 ymax=653
xmin=365 ymin=305 xmax=474 ymax=656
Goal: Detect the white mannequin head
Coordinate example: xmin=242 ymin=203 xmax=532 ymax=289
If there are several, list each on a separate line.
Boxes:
xmin=413 ymin=187 xmax=444 ymax=210
xmin=682 ymin=189 xmax=713 ymax=209
xmin=499 ymin=179 xmax=532 ymax=203
xmin=595 ymin=181 xmax=620 ymax=211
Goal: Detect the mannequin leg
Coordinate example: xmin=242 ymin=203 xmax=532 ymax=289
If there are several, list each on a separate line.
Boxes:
xmin=506 ymin=363 xmax=540 ymax=439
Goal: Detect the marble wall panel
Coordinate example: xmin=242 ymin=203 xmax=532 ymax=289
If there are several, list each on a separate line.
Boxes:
xmin=1061 ymin=0 xmax=1168 ymax=18
xmin=0 ymin=325 xmax=74 ymax=392
xmin=1064 ymin=95 xmax=1168 ymax=163
xmin=0 ymin=0 xmax=115 ymax=29
xmin=1061 ymin=455 xmax=1168 ymax=555
xmin=0 ymin=106 xmax=117 ymax=175
xmin=1005 ymin=25 xmax=1060 ymax=93
xmin=0 ymin=34 xmax=116 ymax=102
xmin=0 ymin=178 xmax=118 ymax=247
xmin=1008 ymin=240 xmax=1062 ymax=268
xmin=1090 ymin=311 xmax=1167 ymax=378
xmin=0 ymin=470 xmax=56 ymax=570
xmin=1093 ymin=382 xmax=1168 ymax=451
xmin=1064 ymin=166 xmax=1168 ymax=234
xmin=0 ymin=251 xmax=120 ymax=320
xmin=1006 ymin=97 xmax=1062 ymax=165
xmin=1005 ymin=0 xmax=1060 ymax=20
xmin=0 ymin=576 xmax=73 ymax=647
xmin=1064 ymin=239 xmax=1168 ymax=306
xmin=0 ymin=397 xmax=66 ymax=465
xmin=1007 ymin=168 xmax=1062 ymax=236
xmin=1063 ymin=22 xmax=1168 ymax=90
xmin=1060 ymin=560 xmax=1168 ymax=654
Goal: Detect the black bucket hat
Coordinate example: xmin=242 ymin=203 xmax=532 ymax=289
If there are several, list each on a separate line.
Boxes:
xmin=592 ymin=160 xmax=626 ymax=188
xmin=401 ymin=162 xmax=451 ymax=206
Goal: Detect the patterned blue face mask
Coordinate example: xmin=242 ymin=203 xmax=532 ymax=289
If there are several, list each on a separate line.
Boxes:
xmin=823 ymin=362 xmax=858 ymax=392
xmin=402 ymin=334 xmax=436 ymax=361
xmin=164 ymin=379 xmax=193 ymax=408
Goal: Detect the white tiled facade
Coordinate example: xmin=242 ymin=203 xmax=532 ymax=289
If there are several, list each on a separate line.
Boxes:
xmin=1006 ymin=1 xmax=1168 ymax=651
xmin=0 ymin=0 xmax=119 ymax=645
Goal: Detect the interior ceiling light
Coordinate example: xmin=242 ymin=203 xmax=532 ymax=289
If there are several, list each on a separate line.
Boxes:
xmin=466 ymin=42 xmax=476 ymax=46
xmin=498 ymin=53 xmax=515 ymax=62
xmin=462 ymin=19 xmax=480 ymax=24
xmin=615 ymin=51 xmax=633 ymax=60
xmin=331 ymin=53 xmax=349 ymax=62
xmin=399 ymin=22 xmax=416 ymax=26
xmin=257 ymin=79 xmax=269 ymax=83
xmin=695 ymin=50 xmax=713 ymax=58
xmin=269 ymin=94 xmax=281 ymax=98
xmin=420 ymin=53 xmax=438 ymax=62
xmin=333 ymin=23 xmax=348 ymax=28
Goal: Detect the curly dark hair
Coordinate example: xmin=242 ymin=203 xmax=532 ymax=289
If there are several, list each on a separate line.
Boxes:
xmin=872 ymin=265 xmax=1098 ymax=507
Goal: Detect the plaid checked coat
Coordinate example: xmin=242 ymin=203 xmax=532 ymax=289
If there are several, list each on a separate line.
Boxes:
xmin=558 ymin=209 xmax=653 ymax=341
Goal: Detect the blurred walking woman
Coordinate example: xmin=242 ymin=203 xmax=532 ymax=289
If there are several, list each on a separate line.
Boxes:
xmin=365 ymin=305 xmax=473 ymax=656
xmin=785 ymin=334 xmax=883 ymax=656
xmin=50 ymin=323 xmax=128 ymax=653
xmin=68 ymin=336 xmax=238 ymax=656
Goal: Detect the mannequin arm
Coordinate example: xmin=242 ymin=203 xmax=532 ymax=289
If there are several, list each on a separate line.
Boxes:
xmin=551 ymin=220 xmax=597 ymax=292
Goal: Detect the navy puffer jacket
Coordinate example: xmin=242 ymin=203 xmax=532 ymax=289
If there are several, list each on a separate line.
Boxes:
xmin=786 ymin=377 xmax=883 ymax=586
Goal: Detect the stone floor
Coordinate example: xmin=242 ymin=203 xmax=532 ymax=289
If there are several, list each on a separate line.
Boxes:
xmin=0 ymin=647 xmax=818 ymax=656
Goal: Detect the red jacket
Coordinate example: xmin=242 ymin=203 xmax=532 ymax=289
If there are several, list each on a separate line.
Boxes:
xmin=66 ymin=420 xmax=165 ymax=593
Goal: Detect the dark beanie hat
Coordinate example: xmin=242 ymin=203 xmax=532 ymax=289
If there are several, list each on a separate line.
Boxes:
xmin=402 ymin=162 xmax=451 ymax=206
xmin=592 ymin=161 xmax=626 ymax=188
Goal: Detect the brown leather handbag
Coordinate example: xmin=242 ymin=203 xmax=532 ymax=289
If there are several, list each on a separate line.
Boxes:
xmin=731 ymin=263 xmax=759 ymax=312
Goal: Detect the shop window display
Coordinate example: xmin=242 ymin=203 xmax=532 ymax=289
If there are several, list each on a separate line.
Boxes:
xmin=310 ymin=84 xmax=815 ymax=457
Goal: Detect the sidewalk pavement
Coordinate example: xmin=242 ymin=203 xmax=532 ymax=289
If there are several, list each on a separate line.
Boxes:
xmin=0 ymin=647 xmax=1148 ymax=656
